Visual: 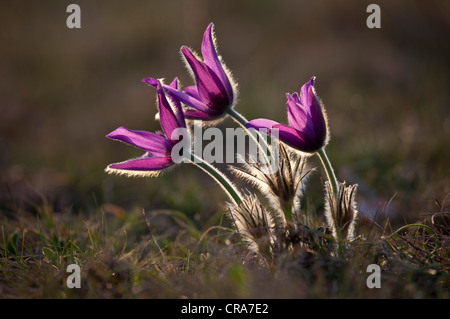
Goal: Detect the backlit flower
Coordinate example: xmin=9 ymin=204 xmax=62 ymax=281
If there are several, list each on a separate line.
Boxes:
xmin=246 ymin=77 xmax=328 ymax=154
xmin=106 ymin=78 xmax=186 ymax=177
xmin=143 ymin=23 xmax=236 ymax=121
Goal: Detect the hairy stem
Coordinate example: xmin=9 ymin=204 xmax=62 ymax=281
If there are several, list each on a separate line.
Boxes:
xmin=226 ymin=107 xmax=274 ymax=168
xmin=317 ymin=148 xmax=339 ymax=198
xmin=189 ymin=152 xmax=243 ymax=205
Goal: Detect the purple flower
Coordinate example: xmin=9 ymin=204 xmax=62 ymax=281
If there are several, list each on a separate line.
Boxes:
xmin=143 ymin=23 xmax=235 ymax=121
xmin=246 ymin=77 xmax=328 ymax=154
xmin=106 ymin=78 xmax=187 ymax=177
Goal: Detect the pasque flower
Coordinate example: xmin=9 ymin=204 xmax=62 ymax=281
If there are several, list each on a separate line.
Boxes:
xmin=143 ymin=23 xmax=236 ymax=121
xmin=105 ymin=78 xmax=186 ymax=177
xmin=246 ymin=77 xmax=328 ymax=154
xmin=246 ymin=77 xmax=340 ymax=208
xmin=106 ymin=77 xmax=243 ymax=205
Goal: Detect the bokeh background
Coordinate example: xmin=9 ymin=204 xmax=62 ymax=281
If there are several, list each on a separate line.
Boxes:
xmin=1 ymin=0 xmax=449 ymax=228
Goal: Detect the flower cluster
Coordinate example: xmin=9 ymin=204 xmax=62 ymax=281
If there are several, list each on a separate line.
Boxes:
xmin=106 ymin=23 xmax=358 ymax=260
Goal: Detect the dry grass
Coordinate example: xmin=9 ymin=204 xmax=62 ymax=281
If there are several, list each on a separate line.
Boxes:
xmin=0 ymin=193 xmax=448 ymax=299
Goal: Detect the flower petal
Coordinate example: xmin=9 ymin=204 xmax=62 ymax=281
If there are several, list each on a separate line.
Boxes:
xmin=309 ymin=93 xmax=327 ymax=144
xmin=184 ymin=85 xmax=201 ymax=101
xmin=181 ymin=46 xmax=230 ymax=109
xmin=273 ymin=124 xmax=321 ymax=153
xmin=142 ymin=77 xmax=159 ymax=87
xmin=184 ymin=108 xmax=222 ymax=121
xmin=155 ymin=80 xmax=186 ymax=143
xmin=272 ymin=123 xmax=305 ymax=145
xmin=167 ymin=77 xmax=186 ymax=129
xmin=107 ymin=155 xmax=173 ymax=172
xmin=106 ymin=126 xmax=172 ymax=157
xmin=291 ymin=92 xmax=301 ymax=104
xmin=286 ymin=93 xmax=308 ymax=131
xmin=247 ymin=119 xmax=315 ymax=152
xmin=163 ymin=84 xmax=212 ymax=113
xmin=143 ymin=77 xmax=187 ymax=131
xmin=201 ymin=23 xmax=234 ymax=101
xmin=245 ymin=118 xmax=281 ymax=131
xmin=300 ymin=76 xmax=316 ymax=113
xmin=300 ymin=76 xmax=327 ymax=147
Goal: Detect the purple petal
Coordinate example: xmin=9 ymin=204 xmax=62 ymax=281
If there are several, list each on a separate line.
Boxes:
xmin=163 ymin=84 xmax=212 ymax=113
xmin=286 ymin=93 xmax=308 ymax=131
xmin=273 ymin=123 xmax=306 ymax=146
xmin=106 ymin=126 xmax=172 ymax=157
xmin=155 ymin=81 xmax=185 ymax=143
xmin=273 ymin=124 xmax=322 ymax=153
xmin=300 ymin=76 xmax=316 ymax=111
xmin=245 ymin=118 xmax=281 ymax=131
xmin=300 ymin=76 xmax=327 ymax=146
xmin=143 ymin=77 xmax=186 ymax=130
xmin=184 ymin=108 xmax=222 ymax=121
xmin=184 ymin=85 xmax=201 ymax=101
xmin=181 ymin=46 xmax=230 ymax=109
xmin=201 ymin=23 xmax=234 ymax=102
xmin=108 ymin=155 xmax=173 ymax=171
xmin=246 ymin=119 xmax=322 ymax=153
xmin=247 ymin=119 xmax=312 ymax=151
xmin=309 ymin=94 xmax=327 ymax=144
xmin=142 ymin=77 xmax=158 ymax=87
xmin=291 ymin=92 xmax=301 ymax=104
xmin=167 ymin=77 xmax=186 ymax=129
xmin=168 ymin=77 xmax=179 ymax=90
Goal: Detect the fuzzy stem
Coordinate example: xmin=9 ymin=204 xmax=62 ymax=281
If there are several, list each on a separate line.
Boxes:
xmin=225 ymin=107 xmax=248 ymax=128
xmin=317 ymin=148 xmax=339 ymax=199
xmin=188 ymin=152 xmax=243 ymax=206
xmin=225 ymin=107 xmax=273 ymax=166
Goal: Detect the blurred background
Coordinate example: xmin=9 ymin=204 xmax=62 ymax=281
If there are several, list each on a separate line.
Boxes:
xmin=0 ymin=0 xmax=449 ymax=228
